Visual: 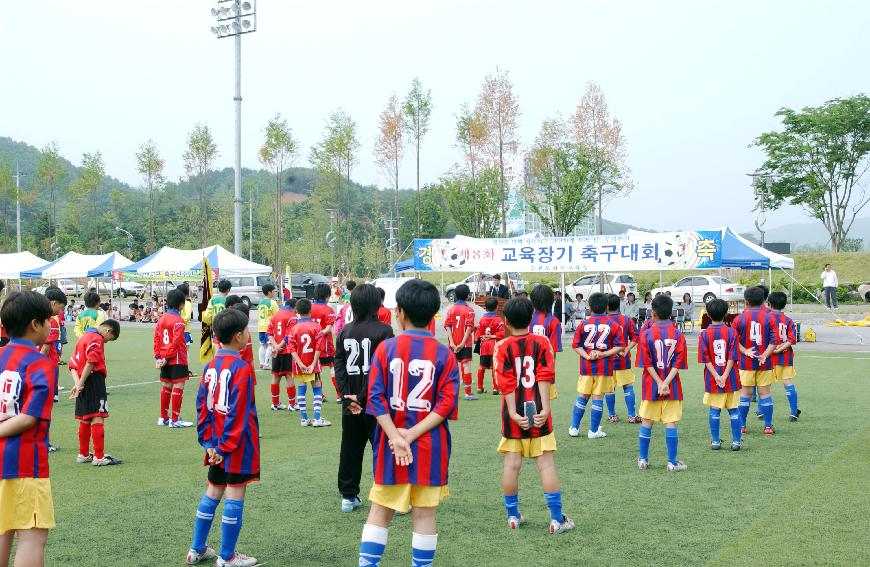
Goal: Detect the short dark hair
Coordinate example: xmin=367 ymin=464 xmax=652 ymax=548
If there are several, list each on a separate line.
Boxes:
xmin=396 ymin=279 xmax=440 ymax=328
xmin=225 ymin=294 xmax=243 ymax=308
xmin=454 ymin=284 xmax=470 ymax=301
xmin=377 ymin=287 xmax=386 ymax=301
xmin=588 ymin=292 xmax=608 ymax=315
xmin=0 ymin=291 xmax=52 ymax=337
xmin=825 ymin=263 xmax=832 ymax=268
xmin=262 ymin=283 xmax=275 ymax=295
xmin=217 ymin=279 xmax=232 ymax=293
xmin=177 ymin=283 xmax=190 ymax=297
xmin=606 ymin=293 xmax=621 ymax=312
xmin=166 ymin=289 xmax=185 ymax=310
xmin=350 ymin=284 xmax=381 ymax=322
xmin=768 ymin=291 xmax=788 ymax=310
xmin=651 ymin=294 xmax=673 ymax=320
xmin=706 ymin=298 xmax=728 ymax=322
xmin=744 ymin=286 xmax=764 ymax=307
xmin=484 ymin=297 xmax=499 ymax=312
xmin=83 ymin=291 xmax=100 ymax=308
xmin=346 ymin=280 xmax=357 ymax=292
xmin=213 ymin=308 xmax=249 ymax=344
xmin=493 ymin=274 xmax=501 ymax=280
xmin=530 ymin=284 xmax=554 ymax=313
xmin=285 ymin=297 xmax=297 ymax=309
xmin=314 ymin=283 xmax=331 ymax=301
xmin=295 ymin=298 xmax=312 ymax=315
xmin=45 ymin=288 xmax=68 ymax=305
xmin=100 ymin=318 xmax=121 ymax=339
xmin=757 ymin=284 xmax=770 ymax=300
xmin=502 ymin=297 xmax=533 ymax=329
xmin=231 ymin=302 xmax=250 ymax=318
xmin=627 ymin=292 xmax=636 ymax=300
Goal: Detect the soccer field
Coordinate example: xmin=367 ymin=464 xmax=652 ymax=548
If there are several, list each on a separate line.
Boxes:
xmin=43 ymin=327 xmax=869 ymax=566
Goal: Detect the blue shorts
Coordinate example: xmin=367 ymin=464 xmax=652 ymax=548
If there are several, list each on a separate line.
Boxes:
xmin=259 ymin=332 xmax=268 ymax=345
xmin=184 ymin=332 xmax=192 ymax=345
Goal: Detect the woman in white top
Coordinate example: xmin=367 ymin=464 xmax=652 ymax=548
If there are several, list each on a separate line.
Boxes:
xmin=821 ymin=263 xmax=838 ymax=309
xmin=680 ymin=292 xmax=694 ymax=329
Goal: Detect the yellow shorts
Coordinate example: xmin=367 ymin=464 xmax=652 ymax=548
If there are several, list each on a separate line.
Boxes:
xmin=773 ymin=365 xmax=797 ymax=382
xmin=703 ymin=391 xmax=740 ymax=410
xmin=577 ymin=375 xmax=614 ymax=396
xmin=497 ymin=433 xmax=557 ymax=458
xmin=638 ymin=400 xmax=683 ymax=424
xmin=0 ymin=478 xmax=55 ymax=533
xmin=369 ymin=483 xmax=449 ymax=512
xmin=739 ymin=369 xmax=774 ymax=387
xmin=613 ymin=369 xmax=636 ymax=387
xmin=550 ymin=383 xmax=558 ymax=400
xmin=294 ymin=373 xmax=316 ymax=384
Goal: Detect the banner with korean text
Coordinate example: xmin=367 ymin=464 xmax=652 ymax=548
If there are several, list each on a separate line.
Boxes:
xmin=413 ymin=231 xmax=723 ymax=272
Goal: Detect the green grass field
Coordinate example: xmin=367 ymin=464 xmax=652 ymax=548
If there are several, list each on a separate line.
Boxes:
xmin=39 ymin=328 xmax=870 ymax=566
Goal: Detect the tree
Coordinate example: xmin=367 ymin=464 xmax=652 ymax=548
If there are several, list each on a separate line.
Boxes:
xmin=72 ymin=152 xmax=105 ymax=215
xmin=36 ymin=141 xmax=66 ymax=245
xmin=440 ymin=166 xmax=501 ymax=238
xmin=403 ymin=78 xmax=432 ymax=237
xmin=455 ymin=102 xmax=490 ymax=238
xmin=374 ymin=93 xmax=405 ymax=251
xmin=754 ymin=95 xmax=870 ymax=252
xmin=135 ymin=140 xmax=165 ymax=252
xmin=259 ymin=113 xmax=299 ymax=271
xmin=478 ymin=67 xmax=520 ymax=236
xmin=183 ymin=123 xmax=219 ymax=243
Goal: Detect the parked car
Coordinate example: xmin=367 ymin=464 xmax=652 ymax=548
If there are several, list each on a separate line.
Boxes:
xmin=445 ymin=272 xmax=528 ymax=301
xmin=290 ymin=273 xmax=329 ymax=300
xmin=212 ymin=275 xmax=275 ymax=308
xmin=147 ymin=281 xmax=200 ymax=302
xmin=32 ymin=279 xmax=84 ymax=297
xmin=86 ymin=278 xmax=147 ymax=298
xmin=649 ymin=275 xmax=745 ymax=304
xmin=858 ymin=282 xmax=870 ymax=302
xmin=564 ymin=273 xmax=637 ymax=300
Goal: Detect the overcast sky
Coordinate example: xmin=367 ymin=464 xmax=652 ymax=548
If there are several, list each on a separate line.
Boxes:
xmin=2 ymin=0 xmax=868 ymax=233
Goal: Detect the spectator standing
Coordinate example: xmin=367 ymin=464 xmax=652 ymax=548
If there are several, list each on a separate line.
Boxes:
xmin=488 ymin=275 xmax=511 ymax=299
xmin=821 ymin=264 xmax=838 ymax=309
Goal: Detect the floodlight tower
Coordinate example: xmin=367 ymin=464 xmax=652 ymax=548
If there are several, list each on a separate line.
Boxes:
xmin=210 ymin=1 xmax=257 ymax=257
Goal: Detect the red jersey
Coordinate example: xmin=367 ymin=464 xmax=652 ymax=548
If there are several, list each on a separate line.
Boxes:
xmin=427 ymin=317 xmax=436 ymax=335
xmin=367 ymin=331 xmax=459 ymax=486
xmin=46 ymin=316 xmax=61 ymax=366
xmin=444 ymin=301 xmax=475 ymax=348
xmin=530 ymin=310 xmax=562 ymax=354
xmin=288 ymin=318 xmax=324 ymax=374
xmin=69 ymin=329 xmax=107 ymax=376
xmin=309 ymin=301 xmax=336 ymax=357
xmin=154 ymin=309 xmax=187 ymax=366
xmin=240 ymin=340 xmax=254 ymax=367
xmin=609 ymin=313 xmax=638 ymax=371
xmin=377 ymin=306 xmax=392 ymax=326
xmin=769 ymin=311 xmax=796 ymax=367
xmin=494 ymin=334 xmax=555 ymax=439
xmin=475 ymin=313 xmax=505 ymax=357
xmin=266 ymin=307 xmax=297 ymax=355
xmin=731 ymin=307 xmax=779 ymax=370
xmin=697 ymin=324 xmax=740 ymax=393
xmin=637 ymin=322 xmax=687 ymax=401
xmin=0 ymin=340 xmax=57 ymax=479
xmin=0 ymin=323 xmax=6 ymax=339
xmin=196 ymin=349 xmax=259 ymax=475
xmin=572 ymin=314 xmax=625 ymax=376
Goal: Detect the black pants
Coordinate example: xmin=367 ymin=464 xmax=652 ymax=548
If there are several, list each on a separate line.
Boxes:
xmin=823 ymin=286 xmax=838 ymax=308
xmin=338 ymin=413 xmax=375 ymax=499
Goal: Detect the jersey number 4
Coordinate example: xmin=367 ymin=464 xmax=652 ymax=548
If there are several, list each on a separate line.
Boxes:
xmin=388 ymin=359 xmax=435 ymax=413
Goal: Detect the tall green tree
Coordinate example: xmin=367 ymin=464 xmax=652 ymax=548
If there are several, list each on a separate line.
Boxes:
xmin=440 ymin=166 xmax=500 ymax=238
xmin=374 ymin=93 xmax=405 ymax=252
xmin=754 ymin=95 xmax=870 ymax=252
xmin=36 ymin=141 xmax=66 ymax=246
xmin=0 ymin=160 xmax=14 ymax=252
xmin=70 ymin=152 xmax=105 ymax=215
xmin=135 ymin=140 xmax=165 ymax=252
xmin=182 ymin=123 xmax=219 ymax=243
xmin=403 ymin=78 xmax=432 ymax=237
xmin=259 ymin=113 xmax=299 ymax=271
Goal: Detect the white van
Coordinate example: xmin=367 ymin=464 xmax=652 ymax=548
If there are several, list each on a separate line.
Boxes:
xmin=216 ymin=275 xmax=275 ymax=308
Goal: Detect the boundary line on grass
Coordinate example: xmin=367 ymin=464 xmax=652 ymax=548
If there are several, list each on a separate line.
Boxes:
xmin=107 ymin=380 xmax=161 ymax=389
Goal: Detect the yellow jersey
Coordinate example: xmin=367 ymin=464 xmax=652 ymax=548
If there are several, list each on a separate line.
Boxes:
xmin=257 ymin=297 xmax=279 ymax=332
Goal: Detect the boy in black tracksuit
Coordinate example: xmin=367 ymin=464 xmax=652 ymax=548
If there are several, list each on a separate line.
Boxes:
xmin=334 ymin=284 xmax=394 ymax=513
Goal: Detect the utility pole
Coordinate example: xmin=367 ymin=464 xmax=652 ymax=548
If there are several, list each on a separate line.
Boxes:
xmin=14 ymin=160 xmax=26 ymax=253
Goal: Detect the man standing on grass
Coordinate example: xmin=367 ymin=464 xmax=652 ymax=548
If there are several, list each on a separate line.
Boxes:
xmin=821 ymin=264 xmax=838 ymax=310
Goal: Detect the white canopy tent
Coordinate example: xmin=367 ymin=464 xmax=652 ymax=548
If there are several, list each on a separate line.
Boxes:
xmin=0 ymin=252 xmax=49 ymax=279
xmin=21 ymin=251 xmax=133 ymax=279
xmin=119 ymin=245 xmax=271 ymax=280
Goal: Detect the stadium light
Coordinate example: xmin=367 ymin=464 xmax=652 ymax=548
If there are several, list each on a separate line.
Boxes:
xmin=211 ymin=0 xmax=257 ymax=258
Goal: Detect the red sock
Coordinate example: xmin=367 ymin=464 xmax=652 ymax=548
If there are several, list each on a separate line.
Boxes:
xmin=270 ymin=383 xmax=280 ymax=406
xmin=331 ymin=375 xmax=340 ymax=399
xmin=477 ymin=367 xmax=485 ymax=390
xmin=91 ymin=422 xmax=105 ymax=459
xmin=160 ymin=386 xmax=171 ymax=420
xmin=463 ymin=373 xmax=472 ymax=396
xmin=78 ymin=421 xmax=92 ymax=456
xmin=286 ymin=384 xmax=296 ymax=406
xmin=170 ymin=389 xmax=183 ymax=422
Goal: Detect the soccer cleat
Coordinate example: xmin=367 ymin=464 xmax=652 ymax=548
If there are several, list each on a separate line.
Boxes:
xmin=287 ymin=404 xmax=298 ymax=412
xmin=763 ymin=426 xmax=775 ymax=436
xmin=756 ymin=412 xmax=764 ymax=420
xmin=492 ymin=390 xmax=500 ymax=395
xmin=169 ymin=419 xmax=194 ymax=428
xmin=216 ymin=551 xmax=258 ymax=567
xmin=607 ymin=415 xmax=620 ymax=423
xmin=464 ymin=394 xmax=478 ymax=401
xmin=311 ymin=418 xmax=332 ymax=427
xmin=587 ymin=428 xmax=607 ymax=439
xmin=667 ymin=461 xmax=688 ymax=472
xmin=340 ymin=496 xmax=362 ymax=513
xmin=796 ymin=409 xmax=802 ymax=417
xmin=567 ymin=427 xmax=580 ymax=438
xmin=47 ymin=444 xmax=59 ymax=453
xmin=508 ymin=513 xmax=524 ymax=529
xmin=92 ymin=455 xmax=123 ymax=466
xmin=58 ymin=385 xmax=66 ymax=392
xmin=788 ymin=414 xmax=799 ymax=422
xmin=187 ymin=547 xmax=218 ymax=565
xmin=637 ymin=458 xmax=648 ymax=470
xmin=157 ymin=418 xmax=168 ymax=426
xmin=270 ymin=403 xmax=287 ymax=411
xmin=76 ymin=454 xmax=93 ymax=464
xmin=549 ymin=515 xmax=575 ymax=535
xmin=53 ymin=395 xmax=59 ymax=402
xmin=741 ymin=426 xmax=748 ymax=434
xmin=711 ymin=440 xmax=722 ymax=450
xmin=477 ymin=388 xmax=486 ymax=394
xmin=300 ymin=418 xmax=310 ymax=427
xmin=731 ymin=441 xmax=742 ymax=451
xmin=627 ymin=416 xmax=642 ymax=424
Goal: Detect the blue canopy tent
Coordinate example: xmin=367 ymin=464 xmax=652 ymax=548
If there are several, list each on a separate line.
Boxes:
xmin=22 ymin=251 xmax=133 ymax=279
xmin=394 ymin=259 xmax=415 ymax=273
xmin=719 ymin=227 xmax=794 ymax=270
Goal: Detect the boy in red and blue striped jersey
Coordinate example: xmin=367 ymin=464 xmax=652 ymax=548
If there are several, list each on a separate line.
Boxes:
xmin=768 ymin=291 xmax=800 ymax=422
xmin=496 ymin=297 xmax=574 ymax=535
xmin=358 ymin=279 xmax=459 ymax=567
xmin=636 ymin=294 xmax=688 ymax=472
xmin=530 ymin=284 xmax=562 ymax=400
xmin=0 ymin=291 xmax=57 ymax=567
xmin=697 ymin=299 xmax=743 ymax=451
xmin=187 ymin=308 xmax=260 ymax=567
xmin=732 ymin=286 xmax=779 ymax=435
xmin=604 ymin=294 xmax=641 ymax=424
xmin=569 ymin=292 xmax=624 ymax=439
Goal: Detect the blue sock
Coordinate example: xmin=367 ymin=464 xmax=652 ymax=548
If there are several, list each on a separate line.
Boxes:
xmin=297 ymin=384 xmax=308 ymax=420
xmin=784 ymin=384 xmax=798 ymax=415
xmin=760 ymin=396 xmax=774 ymax=427
xmin=313 ymin=385 xmax=323 ymax=421
xmin=544 ymin=491 xmax=563 ymax=523
xmin=191 ymin=494 xmax=220 ymax=554
xmin=738 ymin=396 xmax=751 ymax=427
xmin=665 ymin=428 xmax=679 ymax=465
xmin=728 ymin=408 xmax=742 ymax=443
xmin=571 ymin=396 xmax=587 ymax=430
xmin=359 ymin=524 xmax=388 ymax=567
xmin=411 ymin=532 xmax=437 ymax=567
xmin=708 ymin=407 xmax=721 ymax=442
xmin=589 ymin=400 xmax=603 ymax=432
xmin=219 ymin=499 xmax=244 ymax=561
xmin=638 ymin=425 xmax=652 ymax=461
xmin=503 ymin=494 xmax=519 ymax=518
xmin=623 ymin=385 xmax=636 ymax=417
xmin=605 ymin=392 xmax=616 ymax=417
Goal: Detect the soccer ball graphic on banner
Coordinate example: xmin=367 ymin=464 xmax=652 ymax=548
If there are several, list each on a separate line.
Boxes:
xmin=656 ymin=233 xmax=700 ymax=269
xmin=435 ymin=242 xmax=467 ymax=269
